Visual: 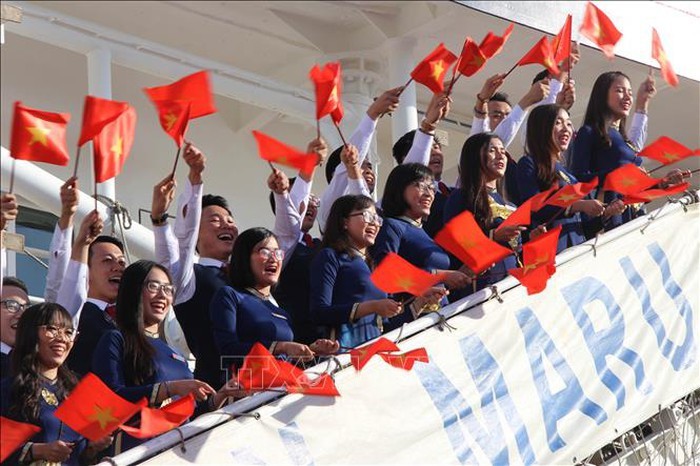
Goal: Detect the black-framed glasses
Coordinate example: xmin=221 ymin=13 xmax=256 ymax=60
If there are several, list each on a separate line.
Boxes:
xmin=349 ymin=210 xmax=383 ymax=226
xmin=39 ymin=324 xmax=79 ymax=342
xmin=257 ymin=247 xmax=285 ymax=262
xmin=144 ymin=280 xmax=176 ymax=297
xmin=412 ymin=181 xmax=436 ymax=195
xmin=1 ymin=299 xmax=27 ymax=314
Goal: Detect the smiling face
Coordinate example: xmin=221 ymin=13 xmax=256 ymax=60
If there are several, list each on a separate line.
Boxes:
xmin=483 ymin=137 xmax=507 ymax=182
xmin=250 ymin=237 xmax=283 ymax=289
xmin=428 ymin=141 xmax=444 ymax=180
xmin=88 ymin=242 xmax=126 ymax=303
xmin=403 ymin=178 xmax=435 ymax=220
xmin=344 ymin=206 xmax=382 ymax=249
xmin=301 ymin=194 xmax=319 ymax=233
xmin=197 ymin=205 xmax=239 ymax=261
xmin=361 ymin=160 xmax=376 ymax=194
xmin=37 ymin=316 xmax=75 ymax=370
xmin=0 ymin=285 xmax=29 ymax=347
xmin=141 ymin=267 xmax=173 ymax=327
xmin=607 ymin=75 xmax=633 ymax=120
xmin=552 ymin=108 xmax=574 ymax=153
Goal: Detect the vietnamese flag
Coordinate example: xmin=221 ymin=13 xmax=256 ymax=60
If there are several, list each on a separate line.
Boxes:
xmin=496 ymin=200 xmax=532 ymax=232
xmin=287 ymin=374 xmax=340 ymax=397
xmin=552 ymin=14 xmax=572 ymax=65
xmin=10 ymin=102 xmax=71 ymax=166
xmin=622 ymin=182 xmax=690 ymax=205
xmin=148 ymin=99 xmax=191 ymax=148
xmin=602 ymin=165 xmax=658 ymax=195
xmin=350 ymin=337 xmax=400 ymax=371
xmin=410 ymin=43 xmax=458 ymax=94
xmin=0 ymin=416 xmax=41 ymax=462
xmin=252 ymin=131 xmax=320 ymax=175
xmin=78 ymin=96 xmax=130 ymax=147
xmin=579 ymin=2 xmax=622 ymax=59
xmin=309 ymin=62 xmax=344 ymax=124
xmin=509 ymin=225 xmax=562 ymax=295
xmin=517 ymin=36 xmax=560 ymax=76
xmin=379 ymin=348 xmax=429 ymax=371
xmin=638 ymin=136 xmax=695 ymax=165
xmin=545 ymin=177 xmax=599 ymax=208
xmin=528 ymin=183 xmax=560 ymax=211
xmin=457 ymin=37 xmax=487 ymax=77
xmin=119 ymin=394 xmax=195 ymax=439
xmin=371 ymin=253 xmax=447 ymax=297
xmin=479 ymin=23 xmax=515 ymax=59
xmin=92 ymin=105 xmax=137 ymax=183
xmin=237 ymin=343 xmax=308 ymax=390
xmin=435 ymin=211 xmax=513 ymax=275
xmin=143 ymin=70 xmax=216 ymax=119
xmin=54 ymin=373 xmax=145 ymax=441
xmin=652 ymin=28 xmax=679 ymax=87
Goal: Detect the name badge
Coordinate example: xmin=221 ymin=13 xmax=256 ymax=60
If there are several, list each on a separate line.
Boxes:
xmin=171 ymin=352 xmax=186 ymax=363
xmin=271 ymin=312 xmax=288 ymax=321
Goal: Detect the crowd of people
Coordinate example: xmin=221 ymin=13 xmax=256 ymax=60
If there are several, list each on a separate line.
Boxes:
xmin=0 ymin=47 xmax=693 ymax=463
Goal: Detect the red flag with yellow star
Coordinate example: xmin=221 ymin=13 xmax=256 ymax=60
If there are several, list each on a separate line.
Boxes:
xmin=252 ymin=131 xmax=320 ymax=175
xmin=10 ymin=101 xmax=71 ymax=166
xmin=652 ymin=28 xmax=679 ymax=87
xmin=552 ymin=14 xmax=572 ymax=65
xmin=119 ymin=394 xmax=195 ymax=439
xmin=0 ymin=416 xmax=41 ymax=462
xmin=435 ymin=210 xmax=513 ymax=275
xmin=479 ymin=23 xmax=514 ymax=59
xmin=78 ymin=96 xmax=130 ymax=147
xmin=516 ymin=36 xmax=560 ymax=76
xmin=622 ymin=182 xmax=690 ymax=205
xmin=544 ymin=177 xmax=599 ymax=208
xmin=147 ymin=99 xmax=191 ymax=148
xmin=579 ymin=2 xmax=622 ymax=60
xmin=638 ymin=136 xmax=695 ymax=165
xmin=143 ymin=70 xmax=217 ymax=119
xmin=237 ymin=343 xmax=308 ymax=390
xmin=54 ymin=373 xmax=145 ymax=441
xmin=457 ymin=37 xmax=488 ymax=77
xmin=92 ymin=105 xmax=136 ymax=183
xmin=309 ymin=62 xmax=344 ymax=125
xmin=495 ymin=199 xmax=532 ymax=232
xmin=379 ymin=348 xmax=429 ymax=371
xmin=528 ymin=183 xmax=560 ymax=211
xmin=509 ymin=225 xmax=562 ymax=295
xmin=602 ymin=165 xmax=658 ymax=195
xmin=371 ymin=252 xmax=447 ymax=297
xmin=287 ymin=374 xmax=340 ymax=397
xmin=350 ymin=337 xmax=400 ymax=371
xmin=411 ymin=43 xmax=458 ymax=93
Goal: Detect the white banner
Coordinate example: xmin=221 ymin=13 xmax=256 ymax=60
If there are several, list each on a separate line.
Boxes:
xmin=137 ymin=202 xmax=699 ymax=465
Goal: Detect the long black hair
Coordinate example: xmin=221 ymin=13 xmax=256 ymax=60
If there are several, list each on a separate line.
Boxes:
xmin=321 ymin=195 xmax=376 ymax=264
xmin=458 ymin=132 xmax=503 ymax=230
xmin=116 ymin=260 xmax=172 ymax=386
xmin=381 ymin=163 xmax=434 ymax=218
xmin=583 ymin=71 xmax=630 ymax=147
xmin=526 ymin=104 xmax=566 ymax=191
xmin=229 ymin=227 xmax=277 ymax=290
xmin=9 ymin=303 xmax=77 ymax=423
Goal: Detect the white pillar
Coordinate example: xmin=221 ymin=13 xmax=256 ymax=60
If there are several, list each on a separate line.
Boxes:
xmin=388 ymin=38 xmax=418 ymax=146
xmin=87 ymin=48 xmax=115 ymax=201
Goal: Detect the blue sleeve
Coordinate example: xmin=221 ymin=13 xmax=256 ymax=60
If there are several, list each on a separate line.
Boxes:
xmin=570 ymin=125 xmax=597 ymax=182
xmin=209 ymin=287 xmax=257 ymax=357
xmin=370 ymin=219 xmax=403 ymax=265
xmin=309 ymin=249 xmax=353 ymax=326
xmin=516 ymin=156 xmax=563 ymax=226
xmin=92 ymin=330 xmax=154 ymax=403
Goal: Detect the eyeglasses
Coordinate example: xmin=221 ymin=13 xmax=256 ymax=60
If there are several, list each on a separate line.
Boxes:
xmin=1 ymin=299 xmax=27 ymax=314
xmin=349 ymin=210 xmax=383 ymax=226
xmin=412 ymin=181 xmax=436 ymax=195
xmin=39 ymin=324 xmax=78 ymax=342
xmin=257 ymin=247 xmax=285 ymax=262
xmin=144 ymin=280 xmax=176 ymax=297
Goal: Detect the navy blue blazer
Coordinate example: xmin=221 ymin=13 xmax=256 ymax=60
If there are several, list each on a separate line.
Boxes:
xmin=67 ymin=301 xmax=116 ymax=377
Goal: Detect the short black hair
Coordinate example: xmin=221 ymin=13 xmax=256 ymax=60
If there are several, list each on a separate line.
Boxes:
xmin=88 ymin=236 xmax=125 ymax=263
xmin=202 ymin=194 xmax=231 ymax=216
xmin=392 ymin=130 xmax=417 ymax=165
xmin=269 ymin=177 xmax=297 ymax=215
xmin=490 ymin=92 xmax=511 ymax=107
xmin=325 ymin=146 xmax=344 ymax=184
xmin=532 ymin=69 xmax=549 ymax=84
xmin=229 ymin=227 xmax=277 ymax=290
xmin=2 ymin=276 xmax=28 ymax=295
xmin=381 ymin=163 xmax=434 ymax=218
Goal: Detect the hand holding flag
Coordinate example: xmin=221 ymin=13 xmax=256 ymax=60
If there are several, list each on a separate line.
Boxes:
xmin=509 ymin=225 xmax=562 ymax=294
xmin=371 ymin=253 xmax=447 ymax=297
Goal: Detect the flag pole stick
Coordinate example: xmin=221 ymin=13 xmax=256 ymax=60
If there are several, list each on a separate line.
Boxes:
xmin=445 ymin=73 xmax=461 ymax=98
xmin=689 ymin=168 xmax=700 ymax=175
xmin=316 ymin=119 xmax=321 ymax=140
xmin=72 ymin=146 xmax=82 ymax=178
xmin=333 ymin=121 xmax=348 ymax=146
xmin=267 ymin=161 xmax=275 ymax=172
xmin=647 ymin=164 xmax=666 ymax=175
xmin=396 ymin=77 xmax=413 ymax=97
xmin=8 ymin=159 xmax=16 ymax=194
xmin=57 ymin=421 xmax=64 ymax=441
xmin=503 ymin=62 xmax=519 ymax=79
xmin=170 ymin=145 xmax=182 ymax=180
xmin=94 ymin=177 xmax=98 ymax=213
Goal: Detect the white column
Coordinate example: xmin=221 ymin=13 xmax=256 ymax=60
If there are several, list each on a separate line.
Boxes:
xmin=388 ymin=38 xmax=418 ymax=146
xmin=87 ymin=48 xmax=115 ymax=201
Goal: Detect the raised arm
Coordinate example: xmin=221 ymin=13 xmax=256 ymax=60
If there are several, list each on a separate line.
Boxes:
xmin=151 ymin=174 xmax=178 ymax=268
xmin=404 ymin=92 xmax=451 ymax=166
xmin=470 ymin=73 xmax=506 ymax=136
xmin=45 ymin=177 xmax=79 ymax=303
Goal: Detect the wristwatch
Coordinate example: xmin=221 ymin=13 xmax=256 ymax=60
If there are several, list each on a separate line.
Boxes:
xmin=150 ymin=212 xmax=168 ymax=226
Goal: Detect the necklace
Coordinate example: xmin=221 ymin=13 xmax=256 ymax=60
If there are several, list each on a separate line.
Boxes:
xmin=349 ymin=247 xmax=367 ymax=259
xmin=246 ymin=287 xmax=271 ymax=300
xmin=144 ymin=329 xmax=160 ymax=338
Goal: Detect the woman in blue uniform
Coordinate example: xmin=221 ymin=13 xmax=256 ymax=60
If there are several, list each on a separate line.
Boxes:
xmin=372 ymin=163 xmax=467 ymax=309
xmin=445 ymin=133 xmax=532 ymax=294
xmin=210 ymin=228 xmax=338 ymax=366
xmin=571 ymin=71 xmax=690 ymax=231
xmin=92 ymin=260 xmax=239 ymax=455
xmin=518 ymin=104 xmax=624 ymax=253
xmin=1 ymin=303 xmax=111 ymax=465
